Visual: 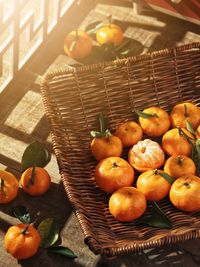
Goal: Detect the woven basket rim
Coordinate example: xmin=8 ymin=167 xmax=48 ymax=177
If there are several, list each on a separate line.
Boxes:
xmin=42 ymin=42 xmax=200 ymax=85
xmin=85 ymin=229 xmax=200 ymax=257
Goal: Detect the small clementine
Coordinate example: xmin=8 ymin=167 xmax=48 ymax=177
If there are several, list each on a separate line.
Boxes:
xmin=114 ymin=121 xmax=143 ymax=147
xmin=169 ymin=175 xmax=200 ymax=212
xmin=170 ymin=102 xmax=200 ymax=130
xmin=164 ymin=155 xmax=196 ymax=179
xmin=64 ymin=30 xmax=93 ymax=59
xmin=162 ymin=127 xmax=195 ymax=156
xmin=96 ymin=23 xmax=123 ymax=46
xmin=20 ymin=167 xmax=51 ymax=196
xmin=95 ymin=156 xmax=134 ymax=193
xmin=91 ymin=134 xmax=123 ymax=161
xmin=136 ymin=169 xmax=172 ymax=201
xmin=4 ymin=224 xmax=41 ymax=259
xmin=138 ymin=106 xmax=170 ymax=137
xmin=0 ymin=170 xmax=18 ymax=204
xmin=109 ymin=187 xmax=146 ymax=222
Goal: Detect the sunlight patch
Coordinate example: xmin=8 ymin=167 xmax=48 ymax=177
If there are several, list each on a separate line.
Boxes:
xmin=5 ymin=90 xmax=44 ymax=134
xmin=0 ymin=133 xmax=27 ymax=163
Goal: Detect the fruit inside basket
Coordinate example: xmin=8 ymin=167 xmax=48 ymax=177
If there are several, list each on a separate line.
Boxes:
xmin=41 ymin=42 xmax=200 ymax=257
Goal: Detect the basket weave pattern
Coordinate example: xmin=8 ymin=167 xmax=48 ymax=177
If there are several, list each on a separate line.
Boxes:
xmin=41 ymin=43 xmax=200 ymax=257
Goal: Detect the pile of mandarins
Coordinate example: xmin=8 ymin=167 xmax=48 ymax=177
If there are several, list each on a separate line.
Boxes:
xmin=64 ymin=18 xmax=124 ymax=60
xmin=0 ymin=166 xmax=51 ymax=260
xmin=90 ymin=102 xmax=200 ymax=222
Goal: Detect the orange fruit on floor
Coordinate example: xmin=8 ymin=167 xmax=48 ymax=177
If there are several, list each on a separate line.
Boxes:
xmin=64 ymin=30 xmax=93 ymax=59
xmin=136 ymin=169 xmax=172 ymax=201
xmin=109 ymin=186 xmax=146 ymax=222
xmin=164 ymin=155 xmax=196 ymax=179
xmin=196 ymin=124 xmax=200 ymax=138
xmin=4 ymin=224 xmax=41 ymax=260
xmin=96 ymin=23 xmax=123 ymax=45
xmin=128 ymin=139 xmax=165 ymax=172
xmin=114 ymin=121 xmax=143 ymax=147
xmin=20 ymin=167 xmax=51 ymax=196
xmin=162 ymin=127 xmax=195 ymax=156
xmin=95 ymin=156 xmax=134 ymax=193
xmin=170 ymin=102 xmax=200 ymax=130
xmin=0 ymin=170 xmax=19 ymax=204
xmin=91 ymin=134 xmax=123 ymax=161
xmin=138 ymin=106 xmax=170 ymax=137
xmin=169 ymin=175 xmax=200 ymax=212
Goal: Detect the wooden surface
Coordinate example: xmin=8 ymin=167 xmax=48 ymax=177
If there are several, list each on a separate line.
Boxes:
xmin=0 ymin=1 xmax=200 ymax=266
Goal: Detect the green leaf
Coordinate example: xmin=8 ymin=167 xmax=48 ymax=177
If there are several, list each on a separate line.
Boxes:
xmin=134 ymin=109 xmax=157 ymax=119
xmin=90 ymin=113 xmax=110 ymax=138
xmin=99 ymin=113 xmax=107 ymax=133
xmin=12 ymin=205 xmax=31 ymax=224
xmin=119 ymin=47 xmax=136 ymax=57
xmin=90 ymin=131 xmax=104 ymax=138
xmin=177 ymin=127 xmax=195 ymax=144
xmin=119 ymin=49 xmax=130 ymax=55
xmin=196 ymin=138 xmax=200 ymax=147
xmin=104 ymin=129 xmax=112 ymax=136
xmin=157 ymin=171 xmax=175 ymax=184
xmin=141 ymin=202 xmax=172 ymax=229
xmin=141 ymin=215 xmax=171 ymax=229
xmin=48 ymin=246 xmax=77 ymax=259
xmin=37 ymin=218 xmax=59 ymax=248
xmin=186 ymin=120 xmax=195 ymax=134
xmin=21 ymin=141 xmax=51 ymax=172
xmin=115 ymin=39 xmax=131 ymax=52
xmin=195 ymin=139 xmax=200 ymax=171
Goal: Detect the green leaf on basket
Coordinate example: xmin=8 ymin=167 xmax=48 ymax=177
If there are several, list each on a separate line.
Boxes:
xmin=134 ymin=109 xmax=157 ymax=119
xmin=196 ymin=138 xmax=200 ymax=152
xmin=90 ymin=113 xmax=111 ymax=138
xmin=37 ymin=218 xmax=59 ymax=248
xmin=195 ymin=138 xmax=200 ymax=172
xmin=12 ymin=205 xmax=31 ymax=224
xmin=115 ymin=39 xmax=131 ymax=52
xmin=141 ymin=202 xmax=172 ymax=229
xmin=48 ymin=246 xmax=77 ymax=259
xmin=120 ymin=49 xmax=130 ymax=55
xmin=90 ymin=131 xmax=104 ymax=138
xmin=21 ymin=141 xmax=51 ymax=172
xmin=119 ymin=47 xmax=136 ymax=58
xmin=157 ymin=171 xmax=175 ymax=185
xmin=177 ymin=126 xmax=195 ymax=144
xmin=186 ymin=120 xmax=195 ymax=134
xmin=99 ymin=113 xmax=107 ymax=134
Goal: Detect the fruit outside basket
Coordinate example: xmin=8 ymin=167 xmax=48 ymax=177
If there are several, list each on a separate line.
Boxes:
xmin=41 ymin=42 xmax=200 ymax=258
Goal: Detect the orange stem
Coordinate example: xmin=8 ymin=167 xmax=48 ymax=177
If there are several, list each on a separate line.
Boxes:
xmin=21 ymin=225 xmax=29 ymax=235
xmin=177 ymin=155 xmax=182 ymax=165
xmin=0 ymin=178 xmax=4 ymax=190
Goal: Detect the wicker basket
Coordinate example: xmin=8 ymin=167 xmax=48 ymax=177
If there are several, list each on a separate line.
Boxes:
xmin=41 ymin=42 xmax=200 ymax=258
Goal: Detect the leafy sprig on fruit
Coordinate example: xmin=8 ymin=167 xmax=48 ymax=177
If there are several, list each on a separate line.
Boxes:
xmin=12 ymin=205 xmax=77 ymax=259
xmin=90 ymin=113 xmax=111 ymax=139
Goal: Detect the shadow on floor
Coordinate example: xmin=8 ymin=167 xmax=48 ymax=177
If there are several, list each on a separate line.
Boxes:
xmin=96 ymin=243 xmax=200 ymax=267
xmin=0 ymin=181 xmax=72 ymax=232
